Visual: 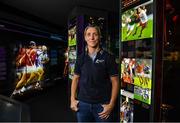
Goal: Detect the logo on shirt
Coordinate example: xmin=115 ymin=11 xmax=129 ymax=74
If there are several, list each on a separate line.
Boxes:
xmin=95 ymin=59 xmax=104 ymax=64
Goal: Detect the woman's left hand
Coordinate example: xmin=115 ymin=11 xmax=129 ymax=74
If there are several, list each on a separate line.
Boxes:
xmin=98 ymin=104 xmax=114 ymax=119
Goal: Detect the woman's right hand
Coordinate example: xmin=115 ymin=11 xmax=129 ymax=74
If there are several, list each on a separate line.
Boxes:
xmin=70 ymin=99 xmax=79 ymax=112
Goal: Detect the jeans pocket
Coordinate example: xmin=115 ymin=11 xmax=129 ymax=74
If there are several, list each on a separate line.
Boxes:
xmin=76 ymin=101 xmax=81 ymax=112
xmin=78 ymin=101 xmax=88 ymax=112
xmin=99 ymin=102 xmax=110 ymax=113
xmin=97 ymin=104 xmax=104 ymax=113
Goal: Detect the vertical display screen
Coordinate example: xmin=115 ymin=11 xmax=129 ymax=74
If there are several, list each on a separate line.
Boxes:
xmin=68 ymin=25 xmax=77 ymax=79
xmin=12 ymin=41 xmax=50 ymax=96
xmin=120 ymin=0 xmax=154 ymax=122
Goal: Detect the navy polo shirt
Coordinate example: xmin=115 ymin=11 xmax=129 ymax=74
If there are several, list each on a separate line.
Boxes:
xmin=74 ymin=49 xmax=118 ymax=104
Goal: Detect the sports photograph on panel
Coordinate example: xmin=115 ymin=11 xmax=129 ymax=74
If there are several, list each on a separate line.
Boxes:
xmin=121 ymin=0 xmax=153 ymax=41
xmin=121 ymin=58 xmax=136 ymax=84
xmin=12 ymin=41 xmax=49 ymax=96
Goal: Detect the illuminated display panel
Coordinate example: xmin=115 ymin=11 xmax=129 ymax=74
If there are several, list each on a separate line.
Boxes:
xmin=121 ymin=0 xmax=153 ymax=42
xmin=68 ymin=46 xmax=76 ymax=79
xmin=68 ymin=26 xmax=77 ymax=46
xmin=68 ymin=22 xmax=77 ymax=79
xmin=121 ymin=58 xmax=152 ymax=104
xmin=120 ymin=0 xmax=154 ymax=121
xmin=120 ymin=94 xmax=134 ymax=123
xmin=12 ymin=41 xmax=50 ymax=96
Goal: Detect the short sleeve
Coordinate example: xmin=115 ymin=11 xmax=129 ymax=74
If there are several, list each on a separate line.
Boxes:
xmin=107 ymin=54 xmax=118 ymax=77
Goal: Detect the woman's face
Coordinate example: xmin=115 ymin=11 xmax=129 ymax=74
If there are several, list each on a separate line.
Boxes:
xmin=84 ymin=27 xmax=100 ymax=48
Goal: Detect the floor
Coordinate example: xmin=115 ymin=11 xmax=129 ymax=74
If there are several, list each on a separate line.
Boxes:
xmin=22 ymin=79 xmax=77 ymax=122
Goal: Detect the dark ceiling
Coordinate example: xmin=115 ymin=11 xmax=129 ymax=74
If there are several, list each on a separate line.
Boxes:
xmin=0 ymin=0 xmax=118 ymax=34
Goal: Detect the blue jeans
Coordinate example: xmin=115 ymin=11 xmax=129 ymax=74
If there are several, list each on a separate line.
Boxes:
xmin=77 ymin=101 xmax=112 ymax=122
